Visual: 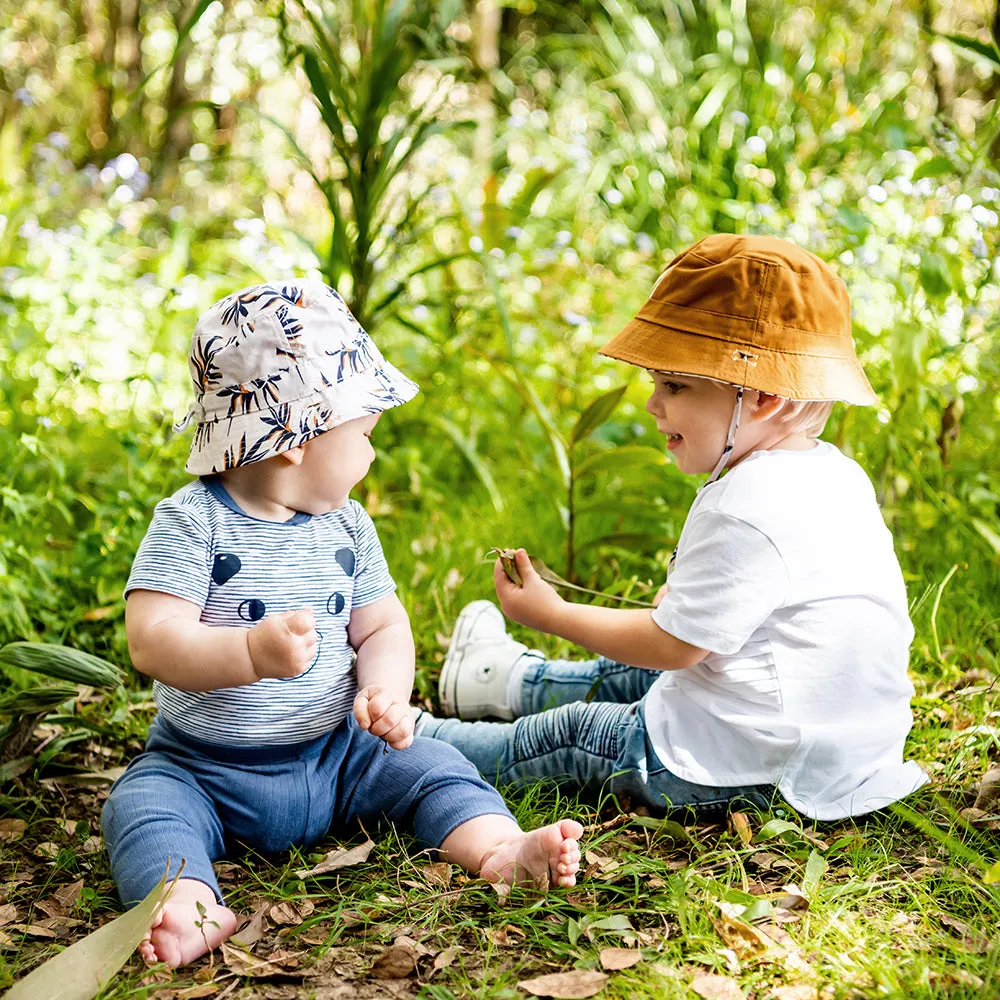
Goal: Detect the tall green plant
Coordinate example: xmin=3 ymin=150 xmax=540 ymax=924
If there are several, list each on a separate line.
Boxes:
xmin=0 ymin=642 xmax=123 ymax=776
xmin=274 ymin=0 xmax=472 ymax=327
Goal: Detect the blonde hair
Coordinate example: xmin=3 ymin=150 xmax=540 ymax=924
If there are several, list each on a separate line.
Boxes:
xmin=782 ymin=399 xmax=835 ymax=438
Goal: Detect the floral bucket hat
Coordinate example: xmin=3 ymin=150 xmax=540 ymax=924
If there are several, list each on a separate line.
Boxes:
xmin=174 ymin=280 xmax=418 ymax=475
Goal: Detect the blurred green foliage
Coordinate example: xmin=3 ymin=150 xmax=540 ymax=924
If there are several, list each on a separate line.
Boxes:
xmin=0 ymin=0 xmax=997 ymax=742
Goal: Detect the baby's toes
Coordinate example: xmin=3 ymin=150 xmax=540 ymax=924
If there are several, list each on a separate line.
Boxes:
xmin=559 ymin=844 xmax=581 ymax=866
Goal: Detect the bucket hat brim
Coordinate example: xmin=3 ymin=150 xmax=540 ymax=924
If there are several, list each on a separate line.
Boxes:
xmin=184 ymin=358 xmax=418 ymax=476
xmin=601 ymin=317 xmax=877 ymax=405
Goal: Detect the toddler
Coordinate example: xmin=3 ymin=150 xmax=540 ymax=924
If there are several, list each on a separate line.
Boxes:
xmin=418 ymin=235 xmax=928 ymax=822
xmin=102 ymin=281 xmax=581 ymax=968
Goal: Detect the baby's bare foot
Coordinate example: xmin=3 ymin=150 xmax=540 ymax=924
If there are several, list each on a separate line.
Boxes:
xmin=139 ymin=879 xmax=237 ymax=968
xmin=480 ymin=819 xmax=583 ymax=889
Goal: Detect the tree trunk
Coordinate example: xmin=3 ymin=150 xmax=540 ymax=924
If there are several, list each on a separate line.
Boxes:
xmin=82 ymin=0 xmax=119 ymax=153
xmin=121 ymin=0 xmax=143 ymax=93
xmin=919 ymin=0 xmax=955 ymax=116
xmin=161 ymin=0 xmax=195 ymax=166
xmin=990 ymin=0 xmax=1000 ymax=160
xmin=471 ymin=0 xmax=500 ymax=169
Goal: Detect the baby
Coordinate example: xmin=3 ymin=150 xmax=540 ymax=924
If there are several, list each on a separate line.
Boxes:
xmin=419 ymin=235 xmax=928 ymax=823
xmin=102 ymin=281 xmax=581 ymax=967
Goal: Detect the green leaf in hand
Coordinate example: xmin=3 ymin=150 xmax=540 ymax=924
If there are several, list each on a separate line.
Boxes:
xmin=489 ymin=547 xmax=653 ymax=608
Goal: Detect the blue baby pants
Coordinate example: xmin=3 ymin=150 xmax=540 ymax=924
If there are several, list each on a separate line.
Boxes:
xmin=102 ymin=714 xmax=515 ymax=907
xmin=420 ymin=656 xmax=775 ymax=813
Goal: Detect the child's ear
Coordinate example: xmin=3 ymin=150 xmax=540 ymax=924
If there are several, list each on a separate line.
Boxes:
xmin=750 ymin=391 xmax=786 ymax=422
xmin=278 ymin=445 xmax=306 ymax=466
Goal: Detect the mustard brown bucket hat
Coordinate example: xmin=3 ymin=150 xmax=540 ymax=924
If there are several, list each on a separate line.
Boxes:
xmin=600 ymin=234 xmax=877 ymax=406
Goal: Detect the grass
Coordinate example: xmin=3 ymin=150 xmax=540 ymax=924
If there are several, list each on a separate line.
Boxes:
xmin=5 ymin=782 xmax=1000 ymax=998
xmin=0 ymin=389 xmax=997 ymax=1000
xmin=1 ymin=475 xmax=999 ymax=999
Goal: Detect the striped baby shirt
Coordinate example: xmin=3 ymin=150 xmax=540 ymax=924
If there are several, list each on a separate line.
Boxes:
xmin=124 ymin=477 xmax=396 ymax=746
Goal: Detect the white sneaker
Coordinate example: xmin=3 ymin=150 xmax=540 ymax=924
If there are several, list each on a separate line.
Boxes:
xmin=439 ymin=600 xmax=535 ymax=720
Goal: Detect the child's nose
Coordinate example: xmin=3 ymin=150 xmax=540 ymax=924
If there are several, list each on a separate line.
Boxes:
xmin=645 ymin=392 xmax=662 ymax=416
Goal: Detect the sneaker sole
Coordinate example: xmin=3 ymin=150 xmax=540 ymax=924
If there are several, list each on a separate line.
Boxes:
xmin=439 ymin=601 xmax=501 ymax=717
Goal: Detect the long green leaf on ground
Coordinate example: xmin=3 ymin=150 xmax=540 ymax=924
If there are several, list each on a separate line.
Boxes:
xmin=3 ymin=875 xmax=168 ymax=1000
xmin=0 ymin=642 xmax=123 ymax=688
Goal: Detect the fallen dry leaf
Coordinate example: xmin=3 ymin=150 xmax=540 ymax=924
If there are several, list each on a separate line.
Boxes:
xmin=176 ymin=984 xmax=223 ymax=998
xmin=370 ymin=944 xmax=418 ymax=979
xmin=767 ymin=986 xmax=818 ymax=1000
xmin=295 ymin=840 xmax=374 ymax=878
xmin=432 ymin=945 xmax=461 ymax=975
xmin=0 ymin=904 xmax=18 ymax=927
xmin=57 ymin=818 xmax=86 ymax=838
xmin=716 ymin=947 xmax=740 ymax=974
xmin=265 ymin=948 xmax=302 ymax=967
xmin=728 ymin=812 xmax=753 ymax=846
xmin=220 ymin=940 xmax=295 ymax=979
xmin=393 ymin=934 xmax=434 ymax=957
xmin=232 ymin=902 xmax=271 ymax=948
xmin=690 ymin=972 xmax=748 ymax=1000
xmin=772 ymin=884 xmax=810 ymax=922
xmin=776 ymin=884 xmax=809 ymax=908
xmin=53 ymin=878 xmax=85 ymax=911
xmin=424 ymin=862 xmax=452 ymax=887
xmin=518 ymin=969 xmax=609 ymax=998
xmin=488 ymin=924 xmax=527 ymax=947
xmin=713 ymin=902 xmax=815 ymax=979
xmin=268 ymin=899 xmax=314 ymax=925
xmin=0 ymin=820 xmax=27 ymax=843
xmin=973 ymin=765 xmax=1000 ymax=812
xmin=8 ymin=922 xmax=62 ymax=939
xmin=714 ymin=906 xmax=776 ymax=960
xmin=599 ymin=947 xmax=642 ymax=970
xmin=746 ymin=852 xmax=796 ymax=873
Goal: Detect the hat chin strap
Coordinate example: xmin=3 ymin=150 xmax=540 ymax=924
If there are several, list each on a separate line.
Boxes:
xmin=705 ymin=385 xmax=744 ymax=486
xmin=665 ymin=385 xmax=744 ymax=578
xmin=172 ymin=404 xmax=198 ymax=434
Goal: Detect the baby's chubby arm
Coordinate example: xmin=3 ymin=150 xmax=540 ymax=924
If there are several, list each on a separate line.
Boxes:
xmin=126 ymin=589 xmax=318 ymax=690
xmin=495 ymin=550 xmax=706 ymax=671
xmin=348 ymin=594 xmax=416 ymax=750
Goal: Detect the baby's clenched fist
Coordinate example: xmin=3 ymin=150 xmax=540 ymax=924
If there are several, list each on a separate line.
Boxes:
xmin=354 ymin=685 xmax=414 ymax=750
xmin=247 ymin=608 xmax=317 ymax=680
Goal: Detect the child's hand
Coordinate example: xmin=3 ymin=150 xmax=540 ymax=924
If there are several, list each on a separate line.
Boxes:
xmin=493 ymin=548 xmax=565 ymax=632
xmin=247 ymin=608 xmax=317 ymax=680
xmin=653 ymin=582 xmax=670 ymax=607
xmin=354 ymin=685 xmax=414 ymax=750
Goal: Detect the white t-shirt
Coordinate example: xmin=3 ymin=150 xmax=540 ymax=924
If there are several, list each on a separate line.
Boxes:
xmin=647 ymin=441 xmax=927 ymax=820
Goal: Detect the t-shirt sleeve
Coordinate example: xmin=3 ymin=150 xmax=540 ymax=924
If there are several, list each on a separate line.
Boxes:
xmin=124 ymin=497 xmax=213 ymax=608
xmin=652 ymin=510 xmax=789 ymax=655
xmin=350 ymin=502 xmax=397 ymax=608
